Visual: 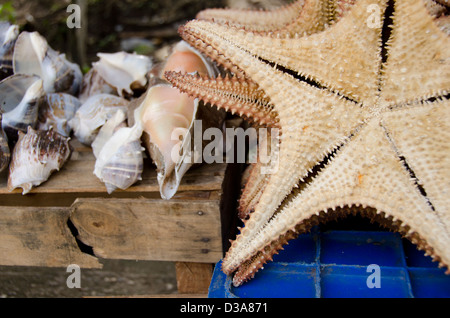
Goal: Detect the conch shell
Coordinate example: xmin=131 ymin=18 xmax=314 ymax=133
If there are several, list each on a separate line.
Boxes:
xmin=0 ymin=74 xmax=45 ymax=143
xmin=91 ymin=109 xmax=127 ymax=158
xmin=13 ymin=31 xmax=82 ymax=95
xmin=133 ymin=40 xmax=224 ymax=199
xmin=93 ymin=109 xmax=144 ymax=194
xmin=7 ymin=126 xmax=71 ymax=194
xmin=69 ymin=94 xmax=129 ymax=145
xmin=82 ymin=51 xmax=152 ymax=99
xmin=38 ymin=93 xmax=82 ymax=137
xmin=0 ymin=114 xmax=10 ymax=173
xmin=0 ymin=22 xmax=19 ymax=80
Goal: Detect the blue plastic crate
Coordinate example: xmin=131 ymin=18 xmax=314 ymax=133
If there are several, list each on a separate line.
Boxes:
xmin=208 ymin=227 xmax=450 ymax=298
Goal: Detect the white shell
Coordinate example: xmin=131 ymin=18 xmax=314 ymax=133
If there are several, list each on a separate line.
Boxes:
xmin=92 ymin=51 xmax=152 ymax=97
xmin=91 ymin=109 xmax=127 ymax=158
xmin=13 ymin=31 xmax=82 ymax=95
xmin=7 ymin=127 xmax=71 ymax=194
xmin=0 ymin=22 xmax=19 ymax=80
xmin=93 ymin=119 xmax=144 ymax=194
xmin=38 ymin=93 xmax=82 ymax=137
xmin=0 ymin=74 xmax=44 ymax=142
xmin=69 ymin=94 xmax=129 ymax=145
xmin=78 ymin=68 xmax=116 ymax=103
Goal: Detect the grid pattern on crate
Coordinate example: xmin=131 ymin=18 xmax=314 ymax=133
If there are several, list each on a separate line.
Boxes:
xmin=208 ymin=227 xmax=450 ymax=298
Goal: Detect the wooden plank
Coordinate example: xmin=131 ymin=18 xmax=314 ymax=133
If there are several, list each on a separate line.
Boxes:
xmin=70 ymin=197 xmax=223 ymax=263
xmin=0 ymin=160 xmax=228 ymax=195
xmin=0 ymin=137 xmax=228 ymax=196
xmin=0 ymin=206 xmax=101 ymax=268
xmin=175 ymin=262 xmax=214 ymax=294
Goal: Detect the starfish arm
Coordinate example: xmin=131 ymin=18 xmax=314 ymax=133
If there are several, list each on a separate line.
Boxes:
xmin=164 ymin=71 xmax=279 ymax=128
xmin=183 ymin=0 xmax=385 ymax=107
xmin=238 ymin=129 xmax=279 ymax=219
xmin=196 ymin=0 xmax=306 ymax=32
xmin=197 ymin=0 xmax=334 ymax=36
xmin=221 ymin=75 xmax=369 ymax=274
xmin=238 ymin=163 xmax=267 ymax=219
xmin=228 ymin=119 xmax=450 ymax=284
xmin=380 ymin=0 xmax=450 ymax=107
xmin=381 ymin=100 xmax=450 ymax=225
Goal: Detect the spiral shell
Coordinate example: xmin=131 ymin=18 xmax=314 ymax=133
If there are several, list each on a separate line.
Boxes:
xmin=38 ymin=93 xmax=82 ymax=137
xmin=78 ymin=68 xmax=116 ymax=103
xmin=93 ymin=115 xmax=144 ymax=194
xmin=134 ymin=40 xmax=222 ymax=199
xmin=90 ymin=51 xmax=152 ymax=98
xmin=69 ymin=94 xmax=129 ymax=145
xmin=0 ymin=74 xmax=45 ymax=143
xmin=0 ymin=22 xmax=19 ymax=80
xmin=7 ymin=126 xmax=71 ymax=194
xmin=91 ymin=109 xmax=127 ymax=159
xmin=13 ymin=31 xmax=82 ymax=95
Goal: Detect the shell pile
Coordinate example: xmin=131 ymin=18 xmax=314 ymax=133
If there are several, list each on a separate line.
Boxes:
xmin=0 ymin=21 xmax=225 ymax=197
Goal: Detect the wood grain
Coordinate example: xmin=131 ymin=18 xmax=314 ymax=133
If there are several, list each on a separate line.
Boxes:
xmin=70 ymin=197 xmax=223 ymax=263
xmin=0 ymin=206 xmax=101 ymax=268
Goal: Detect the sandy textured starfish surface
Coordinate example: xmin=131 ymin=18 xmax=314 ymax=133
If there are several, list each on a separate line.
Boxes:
xmin=168 ymin=0 xmax=450 ymax=287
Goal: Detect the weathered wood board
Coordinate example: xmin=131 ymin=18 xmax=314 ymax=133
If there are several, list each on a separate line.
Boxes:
xmin=0 ymin=206 xmax=101 ymax=268
xmin=0 ymin=138 xmax=241 ymax=268
xmin=70 ymin=197 xmax=223 ymax=263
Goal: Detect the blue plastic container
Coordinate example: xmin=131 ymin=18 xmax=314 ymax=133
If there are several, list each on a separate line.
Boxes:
xmin=208 ymin=227 xmax=450 ymax=298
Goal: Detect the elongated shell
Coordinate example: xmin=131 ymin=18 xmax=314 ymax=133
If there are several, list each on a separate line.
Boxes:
xmin=7 ymin=126 xmax=71 ymax=194
xmin=0 ymin=114 xmax=10 ymax=173
xmin=93 ymin=119 xmax=144 ymax=194
xmin=13 ymin=31 xmax=82 ymax=95
xmin=92 ymin=52 xmax=152 ymax=97
xmin=0 ymin=22 xmax=19 ymax=80
xmin=0 ymin=74 xmax=44 ymax=143
xmin=69 ymin=94 xmax=129 ymax=145
xmin=136 ymin=40 xmax=223 ymax=199
xmin=38 ymin=93 xmax=82 ymax=137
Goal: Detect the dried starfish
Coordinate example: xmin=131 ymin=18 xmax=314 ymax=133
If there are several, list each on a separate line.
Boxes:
xmin=170 ymin=0 xmax=450 ymax=287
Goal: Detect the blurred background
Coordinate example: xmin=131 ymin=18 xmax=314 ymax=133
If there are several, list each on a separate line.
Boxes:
xmin=0 ymin=0 xmax=291 ymax=70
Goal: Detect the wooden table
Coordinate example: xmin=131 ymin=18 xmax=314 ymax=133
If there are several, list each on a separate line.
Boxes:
xmin=0 ymin=139 xmax=242 ymax=295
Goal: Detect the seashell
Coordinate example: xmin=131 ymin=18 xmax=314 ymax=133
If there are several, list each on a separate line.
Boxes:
xmin=0 ymin=22 xmax=19 ymax=80
xmin=91 ymin=109 xmax=127 ymax=158
xmin=7 ymin=126 xmax=71 ymax=194
xmin=78 ymin=68 xmax=117 ymax=103
xmin=93 ymin=118 xmax=144 ymax=194
xmin=69 ymin=94 xmax=129 ymax=145
xmin=0 ymin=74 xmax=45 ymax=144
xmin=136 ymin=83 xmax=196 ymax=199
xmin=13 ymin=31 xmax=82 ymax=95
xmin=133 ymin=40 xmax=224 ymax=200
xmin=0 ymin=114 xmax=11 ymax=173
xmin=160 ymin=40 xmax=218 ymax=80
xmin=38 ymin=93 xmax=82 ymax=137
xmin=91 ymin=51 xmax=152 ymax=98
